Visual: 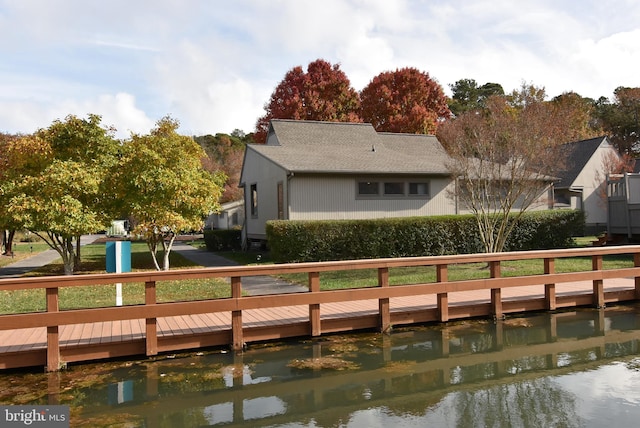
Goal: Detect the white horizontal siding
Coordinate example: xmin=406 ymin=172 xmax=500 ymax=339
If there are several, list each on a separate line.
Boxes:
xmin=289 ymin=175 xmax=456 ymax=220
xmin=242 ymin=150 xmax=288 ymax=238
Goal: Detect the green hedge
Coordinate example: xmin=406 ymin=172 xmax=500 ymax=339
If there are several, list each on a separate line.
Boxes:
xmin=203 ymin=229 xmax=242 ymax=251
xmin=266 ymin=210 xmax=585 ymax=263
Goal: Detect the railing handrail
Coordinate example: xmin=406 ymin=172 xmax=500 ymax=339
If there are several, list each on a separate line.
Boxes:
xmin=2 ymin=245 xmax=640 ymax=291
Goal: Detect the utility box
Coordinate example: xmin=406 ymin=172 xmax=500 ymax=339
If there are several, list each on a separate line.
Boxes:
xmin=106 ymin=241 xmax=132 ymax=273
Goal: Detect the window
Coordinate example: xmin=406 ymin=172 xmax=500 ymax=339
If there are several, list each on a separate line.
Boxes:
xmin=250 ymin=184 xmax=258 ymax=217
xmin=384 ymin=182 xmax=405 ymax=195
xmin=356 ymin=179 xmax=430 ymax=199
xmin=277 ymin=182 xmax=284 ymax=220
xmin=409 ymin=182 xmax=430 ymax=197
xmin=358 ymin=181 xmax=379 ymax=196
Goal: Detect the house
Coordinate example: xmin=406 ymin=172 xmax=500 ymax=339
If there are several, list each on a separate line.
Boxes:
xmin=239 ymin=120 xmax=457 ymax=243
xmin=240 ymin=119 xmax=558 ymax=245
xmin=205 ymin=200 xmax=244 ymax=230
xmin=553 ymin=136 xmax=621 ymax=234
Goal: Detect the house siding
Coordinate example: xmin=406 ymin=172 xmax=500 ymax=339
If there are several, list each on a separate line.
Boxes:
xmin=288 ymin=175 xmax=455 ymax=220
xmin=240 ymin=149 xmax=288 ymax=240
xmin=572 ymin=143 xmax=618 ymax=227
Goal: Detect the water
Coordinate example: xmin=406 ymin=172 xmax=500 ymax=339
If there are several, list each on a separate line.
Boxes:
xmin=3 ymin=304 xmax=640 ymax=427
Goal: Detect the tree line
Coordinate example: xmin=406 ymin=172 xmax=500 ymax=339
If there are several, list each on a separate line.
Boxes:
xmin=255 ymin=59 xmax=640 ymax=156
xmin=0 ymin=116 xmax=225 ymax=274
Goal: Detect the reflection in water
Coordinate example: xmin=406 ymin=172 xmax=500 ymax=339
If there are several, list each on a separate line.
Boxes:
xmin=2 ymin=304 xmax=640 ymax=426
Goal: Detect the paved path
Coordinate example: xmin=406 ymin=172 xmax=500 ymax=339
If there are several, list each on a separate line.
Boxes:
xmin=0 ymin=236 xmax=307 ymax=295
xmin=0 ymin=235 xmax=102 ymax=278
xmin=170 ymin=242 xmax=308 ymax=295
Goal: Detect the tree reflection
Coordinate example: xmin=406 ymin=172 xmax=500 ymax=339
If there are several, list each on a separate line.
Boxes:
xmin=450 ymin=378 xmax=582 ymax=427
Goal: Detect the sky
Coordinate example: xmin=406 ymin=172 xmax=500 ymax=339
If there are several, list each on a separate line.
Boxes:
xmin=1 ymin=0 xmax=640 ymax=138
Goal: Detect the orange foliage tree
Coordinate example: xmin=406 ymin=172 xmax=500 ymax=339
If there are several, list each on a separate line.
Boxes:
xmin=254 ymin=59 xmax=361 ymax=144
xmin=360 ymin=67 xmax=451 ymax=134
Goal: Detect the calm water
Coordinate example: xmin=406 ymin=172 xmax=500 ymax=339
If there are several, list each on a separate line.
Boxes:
xmin=3 ymin=304 xmax=640 ymax=427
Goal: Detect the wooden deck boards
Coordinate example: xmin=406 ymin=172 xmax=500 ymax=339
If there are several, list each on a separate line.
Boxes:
xmin=0 ymin=277 xmax=637 ymax=369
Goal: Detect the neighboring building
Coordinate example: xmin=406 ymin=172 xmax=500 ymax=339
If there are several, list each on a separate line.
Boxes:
xmin=553 ymin=136 xmax=621 ymax=234
xmin=608 ymin=173 xmax=640 ymax=239
xmin=239 ymin=120 xmax=457 ymax=243
xmin=205 ymin=200 xmax=244 ymax=230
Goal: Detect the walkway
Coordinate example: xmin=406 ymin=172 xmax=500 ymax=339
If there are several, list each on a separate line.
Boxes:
xmin=0 ymin=237 xmax=307 ymax=295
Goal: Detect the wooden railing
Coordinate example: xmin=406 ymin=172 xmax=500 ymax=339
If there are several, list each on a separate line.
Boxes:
xmin=1 ymin=245 xmax=640 ymax=371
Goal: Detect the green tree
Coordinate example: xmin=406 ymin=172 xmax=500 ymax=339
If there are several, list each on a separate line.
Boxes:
xmin=594 ymin=86 xmax=640 ymax=155
xmin=3 ymin=115 xmax=119 ymax=274
xmin=360 ymin=67 xmax=451 ymax=134
xmin=254 ymin=59 xmax=361 ymax=144
xmin=448 ymin=78 xmax=504 ymax=116
xmin=119 ymin=117 xmax=225 ymax=271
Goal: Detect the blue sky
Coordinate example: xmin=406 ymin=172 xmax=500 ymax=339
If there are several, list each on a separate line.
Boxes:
xmin=1 ymin=0 xmax=639 ymax=138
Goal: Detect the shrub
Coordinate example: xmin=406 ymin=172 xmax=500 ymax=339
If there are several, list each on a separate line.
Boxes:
xmin=266 ymin=210 xmax=585 ymax=263
xmin=203 ymin=229 xmax=242 ymax=251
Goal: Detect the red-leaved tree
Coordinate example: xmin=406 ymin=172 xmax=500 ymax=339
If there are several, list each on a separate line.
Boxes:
xmin=360 ymin=67 xmax=451 ymax=134
xmin=254 ymin=59 xmax=361 ymax=144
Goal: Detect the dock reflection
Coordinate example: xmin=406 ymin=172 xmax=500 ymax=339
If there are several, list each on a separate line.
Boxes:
xmin=48 ymin=304 xmax=640 ymax=426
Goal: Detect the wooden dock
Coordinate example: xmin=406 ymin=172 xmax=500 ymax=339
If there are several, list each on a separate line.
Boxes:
xmin=1 ymin=246 xmax=639 ymax=371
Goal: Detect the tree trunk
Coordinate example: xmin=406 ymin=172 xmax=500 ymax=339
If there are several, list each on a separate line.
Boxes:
xmin=162 ymin=234 xmax=177 ymax=271
xmin=74 ymin=235 xmax=81 ymax=269
xmin=62 ymin=236 xmax=75 ymax=275
xmin=147 ymin=234 xmax=162 ymax=271
xmin=2 ymin=229 xmax=15 ymax=255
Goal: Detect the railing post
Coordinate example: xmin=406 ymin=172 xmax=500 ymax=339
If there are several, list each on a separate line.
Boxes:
xmin=46 ymin=287 xmax=60 ymax=372
xmin=145 ymin=281 xmax=158 ymax=356
xmin=437 ymin=264 xmax=449 ymax=322
xmin=490 ymin=261 xmax=503 ymax=319
xmin=592 ymin=255 xmax=605 ymax=308
xmin=544 ymin=258 xmax=556 ymax=310
xmin=378 ymin=267 xmax=391 ymax=333
xmin=309 ymin=272 xmax=321 ymax=336
xmin=634 ymin=253 xmax=640 ymax=300
xmin=231 ymin=276 xmax=244 ymax=351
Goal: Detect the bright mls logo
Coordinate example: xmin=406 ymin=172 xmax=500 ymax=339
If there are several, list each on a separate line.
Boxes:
xmin=1 ymin=406 xmax=69 ymax=427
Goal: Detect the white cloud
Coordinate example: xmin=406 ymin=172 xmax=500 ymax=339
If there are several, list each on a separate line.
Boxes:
xmin=1 ymin=0 xmax=640 ymax=136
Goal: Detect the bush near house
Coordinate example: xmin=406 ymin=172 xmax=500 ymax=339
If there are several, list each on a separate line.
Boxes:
xmin=204 ymin=229 xmax=242 ymax=251
xmin=266 ymin=210 xmax=585 ymax=263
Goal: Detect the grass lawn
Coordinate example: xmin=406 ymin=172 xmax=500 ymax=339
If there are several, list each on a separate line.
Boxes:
xmin=217 ymin=237 xmax=634 ymax=291
xmin=0 ymin=242 xmax=231 ymax=315
xmin=0 ymin=242 xmax=51 ymax=268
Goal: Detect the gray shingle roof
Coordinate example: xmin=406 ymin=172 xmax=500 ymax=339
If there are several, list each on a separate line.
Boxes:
xmin=247 ymin=119 xmax=451 ymax=175
xmin=555 ymin=136 xmax=608 ymax=189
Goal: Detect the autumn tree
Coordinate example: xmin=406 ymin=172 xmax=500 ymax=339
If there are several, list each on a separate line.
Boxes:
xmin=0 ymin=132 xmax=28 ymax=255
xmin=119 ymin=117 xmax=225 ymax=271
xmin=548 ymin=92 xmax=601 ymax=142
xmin=437 ymin=86 xmax=565 ymax=253
xmin=448 ymin=78 xmax=505 ymax=116
xmin=360 ymin=67 xmax=451 ymax=134
xmin=195 ymin=132 xmax=247 ymax=203
xmin=3 ymin=115 xmax=119 ymax=274
xmin=254 ymin=59 xmax=361 ymax=144
xmin=594 ymin=86 xmax=640 ymax=155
